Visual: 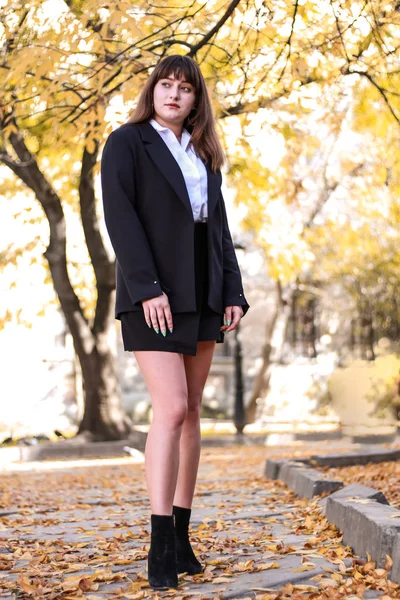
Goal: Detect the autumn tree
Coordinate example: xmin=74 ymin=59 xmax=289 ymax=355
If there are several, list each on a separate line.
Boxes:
xmin=0 ymin=0 xmax=255 ymax=440
xmin=1 ymin=0 xmax=400 ymax=434
xmin=228 ymin=77 xmax=400 ymax=420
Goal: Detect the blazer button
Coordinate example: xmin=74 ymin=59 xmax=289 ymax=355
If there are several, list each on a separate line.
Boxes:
xmin=153 ymin=280 xmax=158 ymax=284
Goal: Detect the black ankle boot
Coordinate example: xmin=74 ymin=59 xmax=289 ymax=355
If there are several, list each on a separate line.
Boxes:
xmin=173 ymin=505 xmax=203 ymax=575
xmin=148 ymin=514 xmax=178 ymax=589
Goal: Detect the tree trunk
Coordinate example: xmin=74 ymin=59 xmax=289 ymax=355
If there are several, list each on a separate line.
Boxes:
xmin=245 ymin=279 xmax=285 ymax=424
xmin=77 ymin=341 xmax=131 ymax=441
xmin=1 ymin=119 xmax=132 ymax=440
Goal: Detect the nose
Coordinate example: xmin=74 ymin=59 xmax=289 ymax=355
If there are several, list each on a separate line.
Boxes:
xmin=169 ymin=85 xmax=180 ymax=100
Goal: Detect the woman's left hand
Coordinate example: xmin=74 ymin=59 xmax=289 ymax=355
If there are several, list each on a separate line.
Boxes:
xmin=220 ymin=305 xmax=244 ymax=333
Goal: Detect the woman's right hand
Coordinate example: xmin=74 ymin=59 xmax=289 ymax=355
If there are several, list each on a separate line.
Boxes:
xmin=142 ymin=292 xmax=173 ymax=335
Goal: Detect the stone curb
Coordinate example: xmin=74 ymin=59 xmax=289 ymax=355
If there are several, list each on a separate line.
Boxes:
xmin=264 ymin=454 xmax=400 ymax=583
xmin=264 ymin=458 xmax=287 ymax=480
xmin=279 ymin=460 xmax=311 ymax=490
xmin=3 ymin=433 xmax=397 ymax=465
xmin=264 ymin=458 xmax=310 ymax=480
xmin=309 ymin=448 xmax=400 ymax=467
xmin=0 ymin=432 xmax=283 ymax=464
xmin=264 ymin=458 xmax=343 ymax=499
xmin=265 ymin=447 xmax=400 ymax=484
xmin=293 ymin=468 xmax=343 ymax=498
xmin=325 ymin=482 xmax=390 ymax=506
xmin=326 ymin=483 xmax=400 ymax=583
xmin=0 ymin=430 xmax=148 ymax=463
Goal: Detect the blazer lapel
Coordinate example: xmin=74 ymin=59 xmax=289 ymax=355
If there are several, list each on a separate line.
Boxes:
xmin=137 ymin=122 xmax=222 ymax=219
xmin=205 ymin=160 xmax=222 ymax=218
xmin=138 ymin=122 xmax=192 ymax=216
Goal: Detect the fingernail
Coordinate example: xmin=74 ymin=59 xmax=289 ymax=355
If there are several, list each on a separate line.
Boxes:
xmin=227 ymin=319 xmax=231 ymax=326
xmin=161 ymin=330 xmax=166 ymax=337
xmin=147 ymin=322 xmax=151 ymax=328
xmin=155 ymin=327 xmax=159 ymax=334
xmin=169 ymin=328 xmax=173 ymax=333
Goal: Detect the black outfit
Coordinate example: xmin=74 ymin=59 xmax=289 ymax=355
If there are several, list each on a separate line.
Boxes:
xmin=173 ymin=504 xmax=202 ymax=574
xmin=100 ymin=121 xmax=249 ymax=356
xmin=120 ymin=221 xmax=225 ymax=355
xmin=148 ymin=514 xmax=178 ymax=588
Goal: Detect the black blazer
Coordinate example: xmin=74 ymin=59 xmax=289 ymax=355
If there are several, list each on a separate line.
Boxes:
xmin=100 ymin=121 xmax=250 ymax=320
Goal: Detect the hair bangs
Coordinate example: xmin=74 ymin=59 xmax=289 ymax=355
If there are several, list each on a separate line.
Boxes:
xmin=126 ymin=55 xmax=225 ymax=171
xmin=155 ymin=56 xmax=200 ymax=90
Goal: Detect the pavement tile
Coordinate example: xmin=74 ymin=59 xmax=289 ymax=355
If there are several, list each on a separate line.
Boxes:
xmin=0 ymin=446 xmax=398 ymax=598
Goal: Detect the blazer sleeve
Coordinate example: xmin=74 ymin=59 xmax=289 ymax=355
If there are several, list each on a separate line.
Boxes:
xmin=220 ymin=192 xmax=250 ymax=317
xmin=101 ymin=127 xmax=164 ymax=306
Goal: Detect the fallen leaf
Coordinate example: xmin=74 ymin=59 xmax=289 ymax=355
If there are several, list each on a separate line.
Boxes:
xmin=232 ymin=559 xmax=255 ymax=572
xmin=256 ymin=561 xmax=280 ymax=570
xmin=318 ymin=578 xmax=339 ymax=588
xmin=385 ymin=554 xmax=393 ymax=571
xmin=79 ymin=577 xmax=99 ymax=591
xmin=293 ymin=562 xmax=316 ymax=572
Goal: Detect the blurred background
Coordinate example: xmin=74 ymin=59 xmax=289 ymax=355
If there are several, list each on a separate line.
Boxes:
xmin=1 ymin=0 xmax=400 ymax=446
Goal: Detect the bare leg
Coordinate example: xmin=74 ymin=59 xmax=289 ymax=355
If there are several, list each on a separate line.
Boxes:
xmin=173 ymin=340 xmax=216 ymax=508
xmin=133 ymin=350 xmax=188 ymax=515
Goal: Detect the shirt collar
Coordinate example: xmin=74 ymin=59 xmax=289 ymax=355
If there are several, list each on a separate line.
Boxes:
xmin=150 ymin=118 xmax=191 ymax=151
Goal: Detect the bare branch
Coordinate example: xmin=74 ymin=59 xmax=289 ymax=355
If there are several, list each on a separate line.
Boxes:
xmin=187 ymin=0 xmax=242 ymax=56
xmin=78 ymin=137 xmax=115 ymax=334
xmin=329 ymin=0 xmax=351 ymax=64
xmin=350 ymin=68 xmax=400 ymax=125
xmin=276 ymin=0 xmax=299 ymax=83
xmin=0 ymin=117 xmax=91 ymax=354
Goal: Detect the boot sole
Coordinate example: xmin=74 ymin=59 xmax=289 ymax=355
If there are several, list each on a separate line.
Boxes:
xmin=148 ymin=581 xmax=178 ymax=589
xmin=177 ymin=566 xmax=203 ymax=575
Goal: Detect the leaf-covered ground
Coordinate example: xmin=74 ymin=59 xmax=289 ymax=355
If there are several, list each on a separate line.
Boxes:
xmin=0 ymin=444 xmax=399 ymax=599
xmin=321 ymin=459 xmax=400 ymax=509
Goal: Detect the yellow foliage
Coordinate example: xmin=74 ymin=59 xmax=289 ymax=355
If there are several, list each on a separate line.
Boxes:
xmin=1 ymin=0 xmax=400 ymax=324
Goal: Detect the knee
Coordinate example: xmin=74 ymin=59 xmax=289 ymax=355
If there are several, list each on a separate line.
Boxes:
xmin=186 ymin=393 xmax=202 ymax=421
xmin=170 ymin=403 xmax=188 ymax=429
xmin=153 ymin=392 xmax=188 ymax=430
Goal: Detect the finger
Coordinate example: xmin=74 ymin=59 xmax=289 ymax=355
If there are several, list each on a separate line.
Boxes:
xmin=220 ymin=316 xmax=227 ymax=332
xmin=224 ymin=319 xmax=237 ymax=332
xmin=220 ymin=315 xmax=229 ymax=331
xmin=228 ymin=314 xmax=241 ymax=332
xmin=150 ymin=307 xmax=160 ymax=333
xmin=232 ymin=307 xmax=243 ymax=327
xmin=143 ymin=307 xmax=152 ymax=329
xmin=225 ymin=307 xmax=233 ymax=327
xmin=221 ymin=307 xmax=233 ymax=331
xmin=165 ymin=304 xmax=174 ymax=333
xmin=156 ymin=307 xmax=167 ymax=336
xmin=225 ymin=308 xmax=241 ymax=332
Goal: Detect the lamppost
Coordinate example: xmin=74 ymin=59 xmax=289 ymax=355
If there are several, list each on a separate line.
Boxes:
xmin=233 ymin=242 xmax=246 ymax=435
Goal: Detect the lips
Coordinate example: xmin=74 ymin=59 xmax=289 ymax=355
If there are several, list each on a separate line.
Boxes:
xmin=165 ymin=104 xmax=180 ymax=108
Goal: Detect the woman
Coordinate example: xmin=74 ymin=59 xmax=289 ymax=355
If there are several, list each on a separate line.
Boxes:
xmin=101 ymin=54 xmax=249 ymax=589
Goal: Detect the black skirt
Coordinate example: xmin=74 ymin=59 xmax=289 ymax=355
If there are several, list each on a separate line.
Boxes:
xmin=120 ymin=222 xmax=225 ymax=356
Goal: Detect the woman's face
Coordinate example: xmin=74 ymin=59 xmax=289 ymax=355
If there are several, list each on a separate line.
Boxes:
xmin=153 ymin=73 xmax=196 ymax=127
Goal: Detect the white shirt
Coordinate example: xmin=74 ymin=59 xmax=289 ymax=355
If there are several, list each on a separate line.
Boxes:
xmin=150 ymin=118 xmax=208 ymax=222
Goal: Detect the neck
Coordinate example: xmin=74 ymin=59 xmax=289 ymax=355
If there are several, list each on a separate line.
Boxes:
xmin=153 ymin=115 xmax=183 ymax=140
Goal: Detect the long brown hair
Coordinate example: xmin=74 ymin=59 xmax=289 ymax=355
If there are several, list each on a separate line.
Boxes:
xmin=126 ymin=55 xmax=225 ymax=172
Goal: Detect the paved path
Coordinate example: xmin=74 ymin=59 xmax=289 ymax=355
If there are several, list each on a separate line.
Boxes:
xmin=0 ymin=446 xmax=389 ymax=599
